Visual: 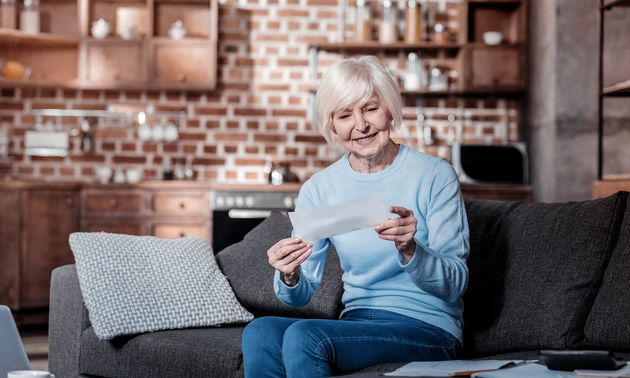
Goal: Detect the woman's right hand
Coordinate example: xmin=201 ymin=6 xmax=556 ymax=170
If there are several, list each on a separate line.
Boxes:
xmin=267 ymin=237 xmax=312 ymax=286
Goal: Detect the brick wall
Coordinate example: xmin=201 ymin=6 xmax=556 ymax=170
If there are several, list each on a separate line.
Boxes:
xmin=0 ymin=0 xmax=519 ymax=184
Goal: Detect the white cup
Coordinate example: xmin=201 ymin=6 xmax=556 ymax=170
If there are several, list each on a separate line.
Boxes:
xmin=8 ymin=371 xmax=55 ymax=378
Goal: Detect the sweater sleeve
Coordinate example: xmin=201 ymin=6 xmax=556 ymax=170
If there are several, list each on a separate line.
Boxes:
xmin=274 ymin=181 xmax=330 ymax=307
xmin=398 ymin=161 xmax=470 ymax=303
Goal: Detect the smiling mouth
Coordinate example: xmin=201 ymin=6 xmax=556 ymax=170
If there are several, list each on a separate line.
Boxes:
xmin=353 ymin=133 xmax=378 ymax=142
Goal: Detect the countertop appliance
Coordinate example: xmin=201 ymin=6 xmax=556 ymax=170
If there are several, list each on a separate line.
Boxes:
xmin=451 ymin=142 xmax=529 ymax=184
xmin=211 ymin=189 xmax=298 ymax=253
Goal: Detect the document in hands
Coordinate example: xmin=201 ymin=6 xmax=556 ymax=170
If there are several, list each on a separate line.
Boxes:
xmin=288 ymin=192 xmax=388 ymax=242
xmin=384 ymin=360 xmax=529 ymax=377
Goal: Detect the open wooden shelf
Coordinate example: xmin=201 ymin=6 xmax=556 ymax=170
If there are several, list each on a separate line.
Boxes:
xmin=0 ymin=77 xmax=73 ymax=88
xmin=602 ymin=79 xmax=630 ymax=97
xmin=83 ymin=37 xmax=145 ymax=45
xmin=306 ymin=84 xmax=525 ymax=97
xmin=1 ymin=0 xmax=217 ymax=91
xmin=309 ymin=41 xmax=463 ymax=52
xmin=602 ymin=0 xmax=630 ymax=10
xmin=0 ymin=30 xmax=79 ymax=47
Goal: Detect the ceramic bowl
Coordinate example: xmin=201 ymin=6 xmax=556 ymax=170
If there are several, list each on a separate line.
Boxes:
xmin=483 ymin=31 xmax=503 ymax=45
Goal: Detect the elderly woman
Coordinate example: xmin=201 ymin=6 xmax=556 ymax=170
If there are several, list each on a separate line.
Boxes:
xmin=241 ymin=56 xmax=469 ymax=378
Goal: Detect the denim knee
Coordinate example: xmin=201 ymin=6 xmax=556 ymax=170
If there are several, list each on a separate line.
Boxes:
xmin=282 ymin=321 xmax=332 ymax=378
xmin=243 ymin=318 xmax=275 ymax=352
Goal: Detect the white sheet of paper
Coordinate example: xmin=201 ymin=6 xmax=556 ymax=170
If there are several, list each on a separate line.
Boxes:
xmin=288 ymin=192 xmax=388 ymax=242
xmin=471 ymin=362 xmax=573 ymax=378
xmin=384 ymin=360 xmax=527 ymax=377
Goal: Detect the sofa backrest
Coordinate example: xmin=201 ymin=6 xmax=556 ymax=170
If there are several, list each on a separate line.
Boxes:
xmin=581 ymin=193 xmax=630 ymax=351
xmin=462 ymin=192 xmax=628 ymax=357
xmin=216 ymin=211 xmax=344 ymax=319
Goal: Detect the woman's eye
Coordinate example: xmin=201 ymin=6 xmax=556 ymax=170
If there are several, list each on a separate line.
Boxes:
xmin=365 ymin=107 xmax=378 ymax=112
xmin=338 ymin=114 xmax=350 ymax=119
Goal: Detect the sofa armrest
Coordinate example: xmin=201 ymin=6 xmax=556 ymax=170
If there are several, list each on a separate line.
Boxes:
xmin=48 ymin=264 xmax=90 ymax=378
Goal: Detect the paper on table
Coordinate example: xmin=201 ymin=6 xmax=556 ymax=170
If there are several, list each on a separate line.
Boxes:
xmin=288 ymin=192 xmax=388 ymax=242
xmin=471 ymin=362 xmax=573 ymax=378
xmin=384 ymin=360 xmax=527 ymax=377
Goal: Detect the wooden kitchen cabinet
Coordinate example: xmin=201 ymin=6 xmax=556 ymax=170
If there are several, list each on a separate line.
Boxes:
xmin=459 ymin=0 xmax=527 ymax=91
xmin=0 ymin=182 xmax=80 ymax=323
xmin=0 ymin=0 xmax=217 ymax=90
xmin=81 ymin=183 xmax=212 ymax=242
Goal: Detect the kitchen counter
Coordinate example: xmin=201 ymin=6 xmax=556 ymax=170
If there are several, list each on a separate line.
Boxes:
xmin=1 ymin=179 xmax=532 ymax=201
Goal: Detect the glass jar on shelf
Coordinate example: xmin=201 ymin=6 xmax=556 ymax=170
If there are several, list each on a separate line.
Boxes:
xmin=404 ymin=0 xmax=422 ymax=44
xmin=379 ymin=0 xmax=397 ymax=44
xmin=403 ymin=52 xmax=427 ymax=91
xmin=355 ymin=0 xmax=372 ymax=42
xmin=0 ymin=0 xmax=16 ymax=29
xmin=19 ymin=0 xmax=39 ymax=34
xmin=433 ymin=0 xmax=449 ymax=43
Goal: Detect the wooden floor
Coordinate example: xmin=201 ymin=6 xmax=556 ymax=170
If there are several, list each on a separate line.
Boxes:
xmin=20 ymin=327 xmax=49 ymax=371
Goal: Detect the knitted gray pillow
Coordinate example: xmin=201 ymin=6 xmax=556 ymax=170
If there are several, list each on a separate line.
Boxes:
xmin=69 ymin=232 xmax=253 ymax=340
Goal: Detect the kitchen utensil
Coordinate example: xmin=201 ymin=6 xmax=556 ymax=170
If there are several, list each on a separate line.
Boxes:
xmin=95 ymin=166 xmax=112 ymax=184
xmin=138 ymin=123 xmax=152 ymax=141
xmin=151 ymin=123 xmax=164 ymax=142
xmin=91 ymin=18 xmax=110 ymax=39
xmin=164 ymin=123 xmax=179 ymax=142
xmin=168 ymin=20 xmax=186 ymax=40
xmin=483 ymin=31 xmax=502 ymax=45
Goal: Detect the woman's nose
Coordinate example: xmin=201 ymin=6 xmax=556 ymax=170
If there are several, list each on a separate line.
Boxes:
xmin=354 ymin=115 xmax=368 ymax=132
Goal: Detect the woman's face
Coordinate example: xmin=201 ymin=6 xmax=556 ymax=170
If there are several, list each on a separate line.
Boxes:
xmin=330 ymin=95 xmax=392 ymax=160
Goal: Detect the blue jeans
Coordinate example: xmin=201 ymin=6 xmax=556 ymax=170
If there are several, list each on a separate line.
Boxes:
xmin=241 ymin=309 xmax=461 ymax=378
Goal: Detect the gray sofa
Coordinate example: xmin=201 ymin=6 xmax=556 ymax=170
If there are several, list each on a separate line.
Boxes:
xmin=49 ymin=192 xmax=630 ymax=377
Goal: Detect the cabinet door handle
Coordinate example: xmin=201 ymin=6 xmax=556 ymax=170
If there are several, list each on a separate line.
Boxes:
xmin=179 ymin=232 xmax=186 ymax=238
xmin=178 ymin=201 xmax=186 ymax=209
xmin=177 ymin=73 xmax=187 ymax=83
xmin=109 ymin=199 xmax=118 ymax=207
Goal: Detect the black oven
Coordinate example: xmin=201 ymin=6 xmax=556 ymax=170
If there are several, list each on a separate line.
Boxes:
xmin=211 ymin=190 xmax=298 ymax=253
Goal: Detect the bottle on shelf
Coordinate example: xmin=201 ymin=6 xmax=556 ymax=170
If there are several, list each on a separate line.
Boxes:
xmin=162 ymin=158 xmax=174 ymax=181
xmin=19 ymin=0 xmax=39 ymax=34
xmin=432 ymin=0 xmax=449 ymax=43
xmin=404 ymin=0 xmax=422 ymax=44
xmin=403 ymin=52 xmax=427 ymax=91
xmin=355 ymin=0 xmax=372 ymax=42
xmin=0 ymin=0 xmax=16 ymax=29
xmin=428 ymin=65 xmax=448 ymax=91
xmin=379 ymin=0 xmax=398 ymax=44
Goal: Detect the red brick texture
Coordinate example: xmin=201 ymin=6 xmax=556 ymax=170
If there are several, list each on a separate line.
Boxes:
xmin=0 ymin=0 xmax=519 ymax=184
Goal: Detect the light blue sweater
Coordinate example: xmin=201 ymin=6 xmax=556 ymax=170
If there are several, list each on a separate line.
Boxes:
xmin=274 ymin=145 xmax=470 ymax=342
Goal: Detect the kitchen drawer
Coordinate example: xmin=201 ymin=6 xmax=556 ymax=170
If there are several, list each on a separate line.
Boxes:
xmin=152 ymin=223 xmax=210 ymax=240
xmin=82 ymin=221 xmax=144 ymax=235
xmin=83 ymin=192 xmax=144 ymax=214
xmin=151 ymin=192 xmax=209 ymax=215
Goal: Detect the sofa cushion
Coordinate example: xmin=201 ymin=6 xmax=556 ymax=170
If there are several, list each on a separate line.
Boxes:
xmin=216 ymin=211 xmax=344 ymax=319
xmin=80 ymin=325 xmax=245 ymax=378
xmin=69 ymin=233 xmax=253 ymax=340
xmin=582 ymin=193 xmax=630 ymax=350
xmin=462 ymin=192 xmax=627 ymax=356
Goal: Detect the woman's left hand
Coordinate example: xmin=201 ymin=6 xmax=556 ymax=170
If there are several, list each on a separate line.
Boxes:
xmin=375 ymin=206 xmax=417 ymax=262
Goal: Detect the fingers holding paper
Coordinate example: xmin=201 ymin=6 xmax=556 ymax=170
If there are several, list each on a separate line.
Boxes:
xmin=375 ymin=206 xmax=417 ymax=261
xmin=267 ymin=237 xmax=313 ymax=276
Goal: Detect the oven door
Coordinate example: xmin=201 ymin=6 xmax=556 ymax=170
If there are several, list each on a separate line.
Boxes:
xmin=212 ymin=209 xmax=273 ymax=253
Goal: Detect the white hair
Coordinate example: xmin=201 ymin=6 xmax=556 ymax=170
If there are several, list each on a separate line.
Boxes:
xmin=315 ymin=56 xmax=403 ymax=144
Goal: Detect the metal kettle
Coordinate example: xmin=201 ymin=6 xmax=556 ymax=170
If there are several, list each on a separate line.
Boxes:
xmin=267 ymin=162 xmax=299 ymax=185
